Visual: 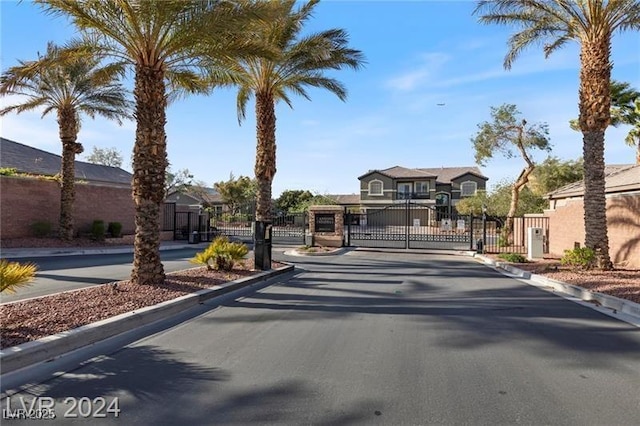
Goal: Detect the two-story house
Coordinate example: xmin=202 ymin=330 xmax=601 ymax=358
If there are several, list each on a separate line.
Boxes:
xmin=357 ymin=165 xmax=488 ymax=222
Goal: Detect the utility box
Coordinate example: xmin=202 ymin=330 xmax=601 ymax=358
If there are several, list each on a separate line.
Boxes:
xmin=527 ymin=227 xmax=544 ymax=260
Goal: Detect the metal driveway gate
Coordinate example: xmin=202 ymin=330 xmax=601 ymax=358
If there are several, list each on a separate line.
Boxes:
xmin=345 ymin=202 xmax=474 ymax=250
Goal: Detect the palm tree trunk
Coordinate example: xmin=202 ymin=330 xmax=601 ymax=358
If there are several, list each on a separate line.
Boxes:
xmin=131 ymin=65 xmax=168 ymax=285
xmin=255 ymin=91 xmax=277 ymax=221
xmin=579 ymin=38 xmax=613 ymax=270
xmin=57 ymin=107 xmax=80 ymax=241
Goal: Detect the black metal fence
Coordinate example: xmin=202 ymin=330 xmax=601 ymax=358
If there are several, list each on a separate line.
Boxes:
xmin=162 ymin=202 xmax=176 ymax=231
xmin=163 ymin=201 xmax=307 ymax=245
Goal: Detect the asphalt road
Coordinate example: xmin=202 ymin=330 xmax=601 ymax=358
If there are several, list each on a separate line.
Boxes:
xmin=3 ymin=249 xmax=639 ymax=425
xmin=0 ymin=248 xmax=206 ymax=303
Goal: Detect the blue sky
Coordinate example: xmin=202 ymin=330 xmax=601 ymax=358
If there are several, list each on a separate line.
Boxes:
xmin=1 ymin=1 xmax=639 ymax=197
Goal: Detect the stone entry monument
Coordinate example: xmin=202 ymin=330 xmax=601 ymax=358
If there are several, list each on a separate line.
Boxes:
xmin=308 ymin=205 xmax=344 ymax=247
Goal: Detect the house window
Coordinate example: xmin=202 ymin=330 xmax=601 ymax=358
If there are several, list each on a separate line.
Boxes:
xmin=368 ymin=180 xmax=383 ymax=196
xmin=461 ymin=181 xmax=477 ymax=196
xmin=397 ymin=182 xmax=412 ymax=199
xmin=415 ymin=181 xmax=429 ymax=197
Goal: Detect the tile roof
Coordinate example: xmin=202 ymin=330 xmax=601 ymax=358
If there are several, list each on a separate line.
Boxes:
xmin=417 ymin=166 xmax=487 ymax=183
xmin=1 ymin=137 xmax=132 ymax=185
xmin=359 ymin=165 xmax=487 ymax=183
xmin=546 ymin=164 xmax=640 ymax=198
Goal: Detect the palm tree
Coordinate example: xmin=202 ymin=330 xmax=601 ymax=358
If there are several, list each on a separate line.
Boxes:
xmin=0 ymin=42 xmax=130 ymax=241
xmin=609 ymin=81 xmax=640 ymax=163
xmin=34 ymin=0 xmax=268 ymax=285
xmin=228 ymin=0 xmax=364 ymax=268
xmin=474 ymin=0 xmax=640 ymax=270
xmin=570 ymin=80 xmax=640 ymax=163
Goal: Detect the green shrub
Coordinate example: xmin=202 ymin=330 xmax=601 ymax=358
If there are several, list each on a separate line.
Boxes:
xmin=0 ymin=167 xmax=18 ymax=176
xmin=0 ymin=259 xmax=38 ymax=294
xmin=561 ymin=247 xmax=596 ymax=270
xmin=91 ymin=220 xmax=106 ymax=241
xmin=31 ymin=220 xmax=52 ymax=238
xmin=107 ymin=222 xmax=123 ymax=238
xmin=497 ymin=253 xmax=527 ymax=263
xmin=191 ymin=236 xmax=249 ymax=271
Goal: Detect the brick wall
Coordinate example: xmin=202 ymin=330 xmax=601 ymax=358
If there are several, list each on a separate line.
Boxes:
xmin=1 ymin=176 xmax=136 ymax=239
xmin=545 ymin=193 xmax=640 ymax=268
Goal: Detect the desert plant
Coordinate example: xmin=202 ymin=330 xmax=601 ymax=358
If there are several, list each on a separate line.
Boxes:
xmin=191 ymin=236 xmax=249 ymax=271
xmin=107 ymin=221 xmax=123 ymax=238
xmin=561 ymin=247 xmax=596 ymax=270
xmin=0 ymin=259 xmax=38 ymax=294
xmin=31 ymin=220 xmax=53 ymax=238
xmin=498 ymin=253 xmax=527 ymax=263
xmin=91 ymin=220 xmax=106 ymax=241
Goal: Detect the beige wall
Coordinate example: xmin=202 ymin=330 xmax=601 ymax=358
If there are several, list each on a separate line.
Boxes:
xmin=545 ymin=193 xmax=640 ymax=268
xmin=1 ymin=176 xmax=141 ymax=239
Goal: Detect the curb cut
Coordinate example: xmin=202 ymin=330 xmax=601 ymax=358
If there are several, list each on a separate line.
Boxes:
xmin=0 ymin=264 xmax=295 ymax=378
xmin=472 ymin=253 xmax=640 ymax=327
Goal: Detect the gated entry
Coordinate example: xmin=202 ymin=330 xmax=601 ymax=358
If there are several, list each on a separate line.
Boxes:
xmin=345 ymin=202 xmax=474 ymax=250
xmin=207 ymin=203 xmax=307 ymax=245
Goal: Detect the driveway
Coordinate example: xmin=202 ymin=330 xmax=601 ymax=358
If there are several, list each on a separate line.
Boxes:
xmin=3 ymin=249 xmax=639 ymax=425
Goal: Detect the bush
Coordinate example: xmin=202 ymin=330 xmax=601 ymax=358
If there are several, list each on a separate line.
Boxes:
xmin=561 ymin=247 xmax=596 ymax=270
xmin=0 ymin=259 xmax=38 ymax=294
xmin=107 ymin=222 xmax=123 ymax=238
xmin=91 ymin=220 xmax=106 ymax=241
xmin=0 ymin=167 xmax=18 ymax=176
xmin=191 ymin=236 xmax=249 ymax=271
xmin=497 ymin=253 xmax=527 ymax=263
xmin=31 ymin=221 xmax=52 ymax=238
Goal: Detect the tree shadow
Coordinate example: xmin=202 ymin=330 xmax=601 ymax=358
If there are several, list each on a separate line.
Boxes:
xmin=608 ymin=196 xmax=640 ymax=267
xmin=13 ymin=344 xmax=382 ymax=425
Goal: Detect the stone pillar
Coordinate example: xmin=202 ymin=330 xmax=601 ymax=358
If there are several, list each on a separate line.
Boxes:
xmin=308 ymin=205 xmax=344 ymax=247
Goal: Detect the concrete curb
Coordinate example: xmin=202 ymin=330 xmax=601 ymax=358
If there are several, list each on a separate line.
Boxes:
xmin=0 ymin=243 xmax=206 ymax=259
xmin=0 ymin=264 xmax=295 ymax=376
xmin=283 ymin=247 xmax=350 ymax=257
xmin=473 ymin=254 xmax=640 ymax=327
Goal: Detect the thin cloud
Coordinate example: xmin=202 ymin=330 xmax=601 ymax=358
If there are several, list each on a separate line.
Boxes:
xmin=385 ymin=52 xmax=450 ymax=91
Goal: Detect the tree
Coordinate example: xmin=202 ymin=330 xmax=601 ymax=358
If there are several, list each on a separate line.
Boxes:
xmin=85 ymin=146 xmax=124 ymax=167
xmin=529 ymin=156 xmax=584 ymax=195
xmin=454 ymin=191 xmax=489 ymax=216
xmin=291 ymin=193 xmax=338 ymax=213
xmin=0 ymin=42 xmax=130 ymax=241
xmin=213 ymin=174 xmax=257 ymax=215
xmin=471 ymin=104 xmax=551 ymax=243
xmin=35 ymin=0 xmax=269 ymax=284
xmin=275 ymin=189 xmax=313 ymax=213
xmin=165 ymin=167 xmax=194 ymax=198
xmin=227 ymin=0 xmax=364 ymax=268
xmin=474 ymin=0 xmax=640 ymax=269
xmin=570 ymin=80 xmax=640 ymax=163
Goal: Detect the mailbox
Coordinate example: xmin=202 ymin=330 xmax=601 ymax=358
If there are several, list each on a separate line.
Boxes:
xmin=527 ymin=227 xmax=544 ymax=260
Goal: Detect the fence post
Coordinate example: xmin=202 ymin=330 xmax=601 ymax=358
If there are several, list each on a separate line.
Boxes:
xmin=469 ymin=215 xmax=474 ymax=251
xmin=405 ymin=199 xmax=410 ymax=249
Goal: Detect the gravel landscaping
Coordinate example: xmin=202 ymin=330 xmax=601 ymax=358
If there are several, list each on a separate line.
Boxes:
xmin=484 ymin=255 xmax=640 ymax=304
xmin=0 ymin=260 xmax=284 ymax=349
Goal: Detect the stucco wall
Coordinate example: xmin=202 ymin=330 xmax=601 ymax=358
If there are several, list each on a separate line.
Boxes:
xmin=1 ymin=176 xmax=137 ymax=239
xmin=545 ymin=193 xmax=640 ymax=268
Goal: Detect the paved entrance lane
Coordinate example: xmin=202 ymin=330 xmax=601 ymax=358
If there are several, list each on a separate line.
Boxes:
xmin=5 ymin=250 xmax=640 ymax=425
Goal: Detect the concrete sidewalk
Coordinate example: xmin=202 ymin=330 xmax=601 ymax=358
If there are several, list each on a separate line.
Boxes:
xmin=0 ymin=240 xmax=210 ymax=259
